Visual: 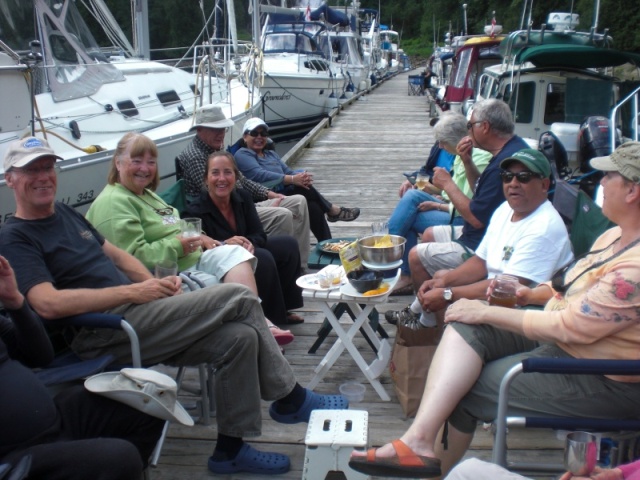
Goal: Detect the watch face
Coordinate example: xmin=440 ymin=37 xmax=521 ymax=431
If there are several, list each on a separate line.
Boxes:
xmin=444 ymin=288 xmax=453 ymax=301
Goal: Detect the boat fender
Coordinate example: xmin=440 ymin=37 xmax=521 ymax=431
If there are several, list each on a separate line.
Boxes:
xmin=69 ymin=120 xmax=81 ymax=140
xmin=82 ymin=145 xmax=107 ymax=154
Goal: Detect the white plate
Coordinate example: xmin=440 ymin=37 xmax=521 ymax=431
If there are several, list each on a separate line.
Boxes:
xmin=296 ymin=273 xmax=344 ymax=291
xmin=339 ymin=269 xmax=401 ymax=298
xmin=361 ymin=259 xmax=403 ymax=271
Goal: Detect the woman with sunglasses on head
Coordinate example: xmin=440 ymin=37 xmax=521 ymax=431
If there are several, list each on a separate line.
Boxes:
xmin=234 ymin=118 xmax=360 ymax=241
xmin=86 ymin=132 xmax=294 ymax=345
xmin=349 ymin=142 xmax=640 ymax=479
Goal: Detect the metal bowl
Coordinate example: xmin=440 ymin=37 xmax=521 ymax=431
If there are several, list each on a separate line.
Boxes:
xmin=357 ymin=235 xmax=406 ymax=266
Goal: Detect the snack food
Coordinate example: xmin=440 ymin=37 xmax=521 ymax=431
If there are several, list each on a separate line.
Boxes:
xmin=321 ymin=239 xmax=351 ymax=253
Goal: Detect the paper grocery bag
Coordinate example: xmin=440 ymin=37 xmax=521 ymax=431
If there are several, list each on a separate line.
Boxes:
xmin=389 ymin=323 xmax=442 ymax=418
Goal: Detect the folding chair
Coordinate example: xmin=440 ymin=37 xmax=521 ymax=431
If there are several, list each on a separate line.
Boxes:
xmin=492 ymin=357 xmax=640 ymax=474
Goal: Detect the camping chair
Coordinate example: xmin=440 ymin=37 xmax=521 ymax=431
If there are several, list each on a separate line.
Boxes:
xmin=491 ymin=357 xmax=640 ymax=473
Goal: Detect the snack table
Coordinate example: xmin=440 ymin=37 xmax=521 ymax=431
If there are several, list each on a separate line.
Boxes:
xmin=301 ymin=269 xmax=400 ymax=401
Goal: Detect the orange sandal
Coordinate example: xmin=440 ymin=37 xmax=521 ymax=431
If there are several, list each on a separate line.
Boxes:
xmin=348 ymin=439 xmax=441 ymax=478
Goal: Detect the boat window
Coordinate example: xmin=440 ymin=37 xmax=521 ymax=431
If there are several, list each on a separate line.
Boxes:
xmin=452 ymin=48 xmax=472 ymax=89
xmin=50 ymin=32 xmax=79 ymax=63
xmin=565 ymin=78 xmax=613 ymax=124
xmin=264 ymin=34 xmax=296 ymax=52
xmin=117 ymin=100 xmax=139 ymax=118
xmin=503 ymin=81 xmax=535 ymax=124
xmin=157 ymin=90 xmax=181 ymax=107
xmin=544 ymin=83 xmax=566 ymax=125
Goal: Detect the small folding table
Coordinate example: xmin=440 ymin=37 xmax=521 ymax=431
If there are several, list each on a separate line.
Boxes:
xmin=302 ymin=270 xmax=400 ymax=401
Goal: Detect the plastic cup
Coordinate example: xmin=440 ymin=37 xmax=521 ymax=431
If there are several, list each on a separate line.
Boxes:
xmin=564 ymin=431 xmax=597 ymax=476
xmin=371 ymin=221 xmax=389 ymax=235
xmin=181 ymin=218 xmax=202 ymax=238
xmin=489 ymin=274 xmax=519 ymax=308
xmin=155 ymin=260 xmax=178 ymax=278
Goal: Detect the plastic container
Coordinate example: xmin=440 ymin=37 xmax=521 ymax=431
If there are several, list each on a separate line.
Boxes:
xmin=339 ymin=382 xmax=366 ymax=403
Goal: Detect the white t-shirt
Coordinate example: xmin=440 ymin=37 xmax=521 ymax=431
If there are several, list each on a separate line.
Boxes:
xmin=475 ymin=200 xmax=574 ymax=284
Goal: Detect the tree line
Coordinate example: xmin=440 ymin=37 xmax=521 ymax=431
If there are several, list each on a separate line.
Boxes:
xmin=101 ymin=0 xmax=639 ymax=57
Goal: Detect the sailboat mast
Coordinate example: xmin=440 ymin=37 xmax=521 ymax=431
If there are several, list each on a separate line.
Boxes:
xmin=132 ymin=0 xmax=150 ymax=59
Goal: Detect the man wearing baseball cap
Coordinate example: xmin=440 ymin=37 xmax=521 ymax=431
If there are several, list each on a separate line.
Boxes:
xmin=0 ymin=136 xmax=349 ymax=475
xmin=392 ymin=147 xmax=573 ymax=330
xmin=590 ymin=141 xmax=640 ymax=183
xmin=177 ymin=105 xmax=311 ymax=269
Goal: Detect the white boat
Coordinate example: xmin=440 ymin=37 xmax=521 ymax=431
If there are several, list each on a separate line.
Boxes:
xmin=359 ymin=8 xmax=388 ymax=82
xmin=249 ymin=4 xmax=344 ymax=140
xmin=379 ymin=28 xmax=401 ymax=74
xmin=0 ymin=0 xmax=259 ymax=224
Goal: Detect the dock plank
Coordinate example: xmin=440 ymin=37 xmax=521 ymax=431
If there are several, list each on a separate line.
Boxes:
xmin=152 ymin=72 xmax=564 ymax=479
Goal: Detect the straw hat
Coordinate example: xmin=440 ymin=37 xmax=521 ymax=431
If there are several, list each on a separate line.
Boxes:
xmin=85 ymin=368 xmax=194 ymax=426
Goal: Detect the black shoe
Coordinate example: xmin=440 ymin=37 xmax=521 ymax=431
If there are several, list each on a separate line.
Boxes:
xmin=327 ymin=207 xmax=360 ymax=222
xmin=384 ymin=306 xmax=419 ymax=325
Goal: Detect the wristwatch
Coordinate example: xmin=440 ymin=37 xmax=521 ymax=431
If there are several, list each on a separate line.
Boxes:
xmin=443 ymin=288 xmax=453 ymax=302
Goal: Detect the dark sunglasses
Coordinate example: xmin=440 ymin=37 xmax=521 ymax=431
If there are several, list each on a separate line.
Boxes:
xmin=500 ymin=170 xmax=543 ymax=184
xmin=248 ymin=130 xmax=268 ymax=138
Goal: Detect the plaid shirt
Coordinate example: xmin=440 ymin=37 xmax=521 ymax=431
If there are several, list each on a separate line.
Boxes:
xmin=176 ymin=136 xmax=271 ymax=201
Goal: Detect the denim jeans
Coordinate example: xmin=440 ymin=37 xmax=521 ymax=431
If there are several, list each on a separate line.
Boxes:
xmin=388 ymin=189 xmax=463 ymax=274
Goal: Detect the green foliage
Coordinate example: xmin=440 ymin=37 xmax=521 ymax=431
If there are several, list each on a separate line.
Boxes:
xmin=98 ymin=0 xmax=639 ymax=57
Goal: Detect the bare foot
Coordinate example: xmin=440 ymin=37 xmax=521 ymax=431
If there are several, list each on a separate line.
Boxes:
xmin=350 ymin=436 xmax=435 ymax=460
xmin=391 ymin=275 xmax=412 ymax=292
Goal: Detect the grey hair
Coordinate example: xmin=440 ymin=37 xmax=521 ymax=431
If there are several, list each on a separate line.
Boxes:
xmin=472 ymin=99 xmax=514 ymax=137
xmin=434 ymin=111 xmax=468 ymax=146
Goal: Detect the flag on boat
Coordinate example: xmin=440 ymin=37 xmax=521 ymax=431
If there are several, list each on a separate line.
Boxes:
xmin=490 ymin=13 xmax=496 ymax=37
xmin=305 ymin=3 xmax=311 ymax=22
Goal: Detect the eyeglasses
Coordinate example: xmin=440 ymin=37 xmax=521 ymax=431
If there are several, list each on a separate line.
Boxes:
xmin=12 ymin=164 xmax=56 ymax=175
xmin=247 ymin=130 xmax=268 ymax=138
xmin=466 ymin=120 xmax=483 ymax=130
xmin=500 ymin=170 xmax=544 ymax=184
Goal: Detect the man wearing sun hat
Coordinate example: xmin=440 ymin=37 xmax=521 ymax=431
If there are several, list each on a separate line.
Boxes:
xmin=590 ymin=141 xmax=640 ymax=182
xmin=177 ymin=105 xmax=311 ymax=268
xmin=0 ymin=136 xmax=348 ymax=475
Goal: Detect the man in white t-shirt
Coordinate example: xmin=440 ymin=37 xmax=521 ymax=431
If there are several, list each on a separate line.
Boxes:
xmin=390 ymin=148 xmax=574 ymax=328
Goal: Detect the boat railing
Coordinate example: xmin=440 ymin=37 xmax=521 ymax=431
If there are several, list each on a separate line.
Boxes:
xmin=610 ymin=84 xmax=640 ymax=148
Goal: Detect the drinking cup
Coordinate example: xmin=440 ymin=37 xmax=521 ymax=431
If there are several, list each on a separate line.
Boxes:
xmin=155 ymin=260 xmax=178 ymax=278
xmin=488 ymin=274 xmax=519 ymax=308
xmin=564 ymin=431 xmax=597 ymax=476
xmin=180 ymin=218 xmax=202 ymax=239
xmin=371 ymin=221 xmax=389 ymax=236
xmin=414 ymin=174 xmax=430 ymax=190
xmin=317 ymin=270 xmax=338 ymax=289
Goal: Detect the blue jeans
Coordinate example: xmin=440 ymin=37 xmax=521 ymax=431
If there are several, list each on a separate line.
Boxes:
xmin=388 ymin=189 xmax=463 ymax=274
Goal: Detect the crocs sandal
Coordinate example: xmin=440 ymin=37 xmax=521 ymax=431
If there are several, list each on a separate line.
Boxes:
xmin=269 ymin=325 xmax=294 ymax=346
xmin=348 ymin=439 xmax=441 ymax=478
xmin=208 ymin=443 xmax=290 ymax=475
xmin=269 ymin=389 xmax=349 ymax=424
xmin=327 ymin=207 xmax=360 ymax=222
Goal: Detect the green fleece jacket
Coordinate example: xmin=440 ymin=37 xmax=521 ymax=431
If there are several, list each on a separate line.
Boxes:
xmin=86 ymin=183 xmax=200 ymax=271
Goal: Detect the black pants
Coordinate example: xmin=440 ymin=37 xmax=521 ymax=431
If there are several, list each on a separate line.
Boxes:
xmin=283 ymin=185 xmax=333 ymax=241
xmin=3 ymin=386 xmax=164 ymax=480
xmin=254 ymin=235 xmax=303 ymax=324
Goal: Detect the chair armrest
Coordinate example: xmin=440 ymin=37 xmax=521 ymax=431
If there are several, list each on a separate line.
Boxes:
xmin=522 ymin=357 xmax=640 ymax=376
xmin=48 ymin=313 xmax=142 ymax=368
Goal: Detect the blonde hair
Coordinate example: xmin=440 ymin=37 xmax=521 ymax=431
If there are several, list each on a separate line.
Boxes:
xmin=107 ymin=133 xmax=160 ymax=190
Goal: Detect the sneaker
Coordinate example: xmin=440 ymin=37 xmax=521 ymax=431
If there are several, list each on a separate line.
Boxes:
xmin=327 ymin=207 xmax=360 ymax=222
xmin=384 ymin=306 xmax=419 ymax=325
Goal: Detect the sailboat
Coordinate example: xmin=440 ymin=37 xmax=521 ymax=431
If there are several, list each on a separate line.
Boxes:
xmin=0 ymin=0 xmax=259 ymax=224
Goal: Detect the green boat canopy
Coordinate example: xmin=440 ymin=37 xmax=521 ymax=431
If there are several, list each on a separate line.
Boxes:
xmin=516 ymin=44 xmax=640 ymax=68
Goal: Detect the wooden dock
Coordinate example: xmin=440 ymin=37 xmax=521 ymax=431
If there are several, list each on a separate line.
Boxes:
xmin=152 ymin=72 xmax=564 ymax=479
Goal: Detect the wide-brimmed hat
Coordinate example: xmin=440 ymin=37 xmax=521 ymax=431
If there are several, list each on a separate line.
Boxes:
xmin=243 ymin=117 xmax=269 ymax=133
xmin=590 ymin=141 xmax=640 ymax=183
xmin=4 ymin=136 xmax=62 ymax=172
xmin=190 ymin=105 xmax=234 ymax=131
xmin=500 ymin=148 xmax=551 ymax=178
xmin=85 ymin=368 xmax=194 ymax=426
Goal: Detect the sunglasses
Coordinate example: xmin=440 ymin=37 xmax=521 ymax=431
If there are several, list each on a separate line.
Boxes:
xmin=247 ymin=130 xmax=268 ymax=138
xmin=500 ymin=170 xmax=544 ymax=184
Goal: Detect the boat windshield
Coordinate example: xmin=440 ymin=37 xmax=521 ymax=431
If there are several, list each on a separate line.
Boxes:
xmin=317 ymin=36 xmax=363 ymax=65
xmin=19 ymin=0 xmax=124 ymax=101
